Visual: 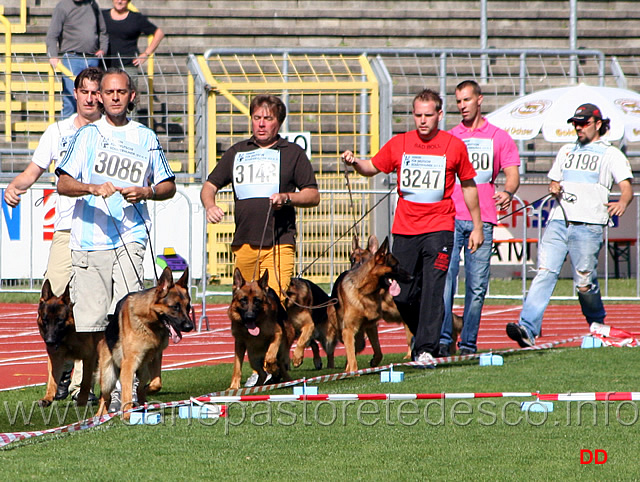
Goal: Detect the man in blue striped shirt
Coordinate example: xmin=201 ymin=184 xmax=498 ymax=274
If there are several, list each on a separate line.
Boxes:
xmin=57 ymin=68 xmax=176 ymax=335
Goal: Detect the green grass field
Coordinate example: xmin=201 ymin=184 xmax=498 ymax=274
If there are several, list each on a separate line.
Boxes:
xmin=2 ymin=347 xmax=640 ymax=479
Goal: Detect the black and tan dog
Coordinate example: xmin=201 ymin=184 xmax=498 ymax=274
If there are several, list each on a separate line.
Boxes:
xmin=228 ymin=268 xmax=294 ymax=390
xmin=37 ymin=280 xmax=101 ymax=407
xmin=333 ymin=236 xmax=413 ymax=372
xmin=285 ymin=277 xmax=339 ymax=369
xmin=96 ymin=267 xmax=193 ymax=418
xmin=352 ymin=234 xmax=464 ymax=357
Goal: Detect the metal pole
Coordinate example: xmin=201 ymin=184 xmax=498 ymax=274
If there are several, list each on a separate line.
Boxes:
xmin=569 ymin=0 xmax=577 ymax=82
xmin=480 ymin=0 xmax=488 ymax=83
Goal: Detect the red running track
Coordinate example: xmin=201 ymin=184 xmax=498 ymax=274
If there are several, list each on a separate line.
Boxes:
xmin=1 ymin=303 xmax=638 ymax=391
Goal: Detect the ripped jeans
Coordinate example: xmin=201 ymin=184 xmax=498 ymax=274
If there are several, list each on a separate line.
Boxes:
xmin=519 ymin=220 xmax=606 ymax=339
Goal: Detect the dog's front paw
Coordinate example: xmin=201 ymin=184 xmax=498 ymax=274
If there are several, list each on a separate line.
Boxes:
xmin=264 ymin=358 xmax=278 ymax=374
xmin=38 ymin=399 xmax=52 ymax=408
xmin=370 ymin=354 xmax=383 ymax=367
xmin=292 ymin=353 xmax=304 ymax=368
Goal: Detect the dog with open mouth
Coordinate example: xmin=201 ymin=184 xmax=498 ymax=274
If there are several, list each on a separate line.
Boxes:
xmin=333 ymin=236 xmax=413 ymax=372
xmin=228 ymin=268 xmax=294 ymax=390
xmin=96 ymin=266 xmax=193 ymax=418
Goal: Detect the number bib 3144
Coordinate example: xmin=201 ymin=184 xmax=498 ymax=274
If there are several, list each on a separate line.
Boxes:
xmin=91 ymin=137 xmax=149 ymax=188
xmin=233 ymin=149 xmax=281 ymax=200
xmin=399 ymin=153 xmax=446 ymax=203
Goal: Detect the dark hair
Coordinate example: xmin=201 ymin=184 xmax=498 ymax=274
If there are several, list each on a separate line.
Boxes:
xmin=99 ymin=67 xmax=138 ymax=112
xmin=250 ymin=94 xmax=286 ymax=125
xmin=597 ymin=117 xmax=611 ymax=136
xmin=74 ymin=66 xmax=103 ymax=90
xmin=412 ymin=89 xmax=443 ymax=112
xmin=456 ymin=80 xmax=482 ymax=96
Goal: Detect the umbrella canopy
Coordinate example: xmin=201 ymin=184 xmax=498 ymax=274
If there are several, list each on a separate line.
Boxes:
xmin=486 ymin=83 xmax=640 ymax=143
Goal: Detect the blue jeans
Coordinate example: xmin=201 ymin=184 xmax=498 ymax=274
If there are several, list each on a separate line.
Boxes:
xmin=61 ymin=54 xmax=100 ymax=119
xmin=440 ymin=220 xmax=494 ymax=352
xmin=519 ymin=220 xmax=606 ymax=339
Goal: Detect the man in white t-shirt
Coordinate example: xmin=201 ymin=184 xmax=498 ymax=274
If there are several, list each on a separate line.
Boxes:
xmin=506 ymin=103 xmax=634 ymax=347
xmin=4 ymin=67 xmax=103 ymax=401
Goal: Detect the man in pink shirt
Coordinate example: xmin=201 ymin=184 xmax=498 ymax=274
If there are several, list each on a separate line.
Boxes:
xmin=439 ymin=80 xmax=520 ymax=356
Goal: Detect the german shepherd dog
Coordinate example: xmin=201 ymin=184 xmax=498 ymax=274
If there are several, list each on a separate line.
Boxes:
xmin=285 ymin=277 xmax=339 ymax=369
xmin=96 ymin=267 xmax=193 ymax=417
xmin=228 ymin=268 xmax=294 ymax=390
xmin=37 ymin=280 xmax=101 ymax=407
xmin=333 ymin=236 xmax=413 ymax=372
xmin=352 ymin=235 xmax=464 ymax=357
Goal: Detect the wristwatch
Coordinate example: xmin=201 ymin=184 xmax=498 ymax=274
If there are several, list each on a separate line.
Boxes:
xmin=284 ymin=193 xmax=292 ymax=206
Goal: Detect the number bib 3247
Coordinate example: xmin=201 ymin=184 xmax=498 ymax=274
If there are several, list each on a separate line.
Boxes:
xmin=463 ymin=137 xmax=493 ymax=184
xmin=91 ymin=137 xmax=149 ymax=187
xmin=233 ymin=149 xmax=281 ymax=200
xmin=399 ymin=153 xmax=446 ymax=203
xmin=561 ymin=143 xmax=606 ymax=184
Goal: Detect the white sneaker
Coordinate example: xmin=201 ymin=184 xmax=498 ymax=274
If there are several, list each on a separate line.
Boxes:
xmin=415 ymin=351 xmax=437 ymax=368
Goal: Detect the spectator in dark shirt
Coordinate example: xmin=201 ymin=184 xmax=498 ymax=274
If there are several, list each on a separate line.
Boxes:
xmin=102 ymin=0 xmax=164 ymax=70
xmin=46 ymin=0 xmax=108 ymax=118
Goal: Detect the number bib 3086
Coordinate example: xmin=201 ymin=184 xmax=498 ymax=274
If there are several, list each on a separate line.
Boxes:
xmin=399 ymin=153 xmax=446 ymax=203
xmin=463 ymin=138 xmax=493 ymax=184
xmin=233 ymin=149 xmax=281 ymax=200
xmin=91 ymin=137 xmax=149 ymax=187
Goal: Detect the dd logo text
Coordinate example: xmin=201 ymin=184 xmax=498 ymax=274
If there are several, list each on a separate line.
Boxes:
xmin=580 ymin=449 xmax=607 ymax=464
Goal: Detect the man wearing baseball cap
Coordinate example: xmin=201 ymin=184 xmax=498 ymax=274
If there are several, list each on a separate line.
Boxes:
xmin=506 ymin=103 xmax=633 ymax=347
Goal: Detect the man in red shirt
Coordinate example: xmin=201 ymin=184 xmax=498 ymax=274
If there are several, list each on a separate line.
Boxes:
xmin=342 ymin=89 xmax=483 ymax=366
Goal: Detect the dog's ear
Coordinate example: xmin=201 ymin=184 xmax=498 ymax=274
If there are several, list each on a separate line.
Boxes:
xmin=61 ymin=282 xmax=72 ymax=305
xmin=40 ymin=279 xmax=54 ymax=301
xmin=176 ymin=267 xmax=189 ymax=289
xmin=375 ymin=236 xmax=390 ymax=263
xmin=367 ymin=235 xmax=379 ymax=253
xmin=352 ymin=235 xmax=360 ymax=252
xmin=258 ymin=270 xmax=270 ymax=291
xmin=233 ymin=268 xmax=245 ymax=289
xmin=157 ymin=266 xmax=175 ymax=297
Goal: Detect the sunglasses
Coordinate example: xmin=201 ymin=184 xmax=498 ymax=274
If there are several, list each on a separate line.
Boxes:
xmin=571 ymin=119 xmax=595 ymax=127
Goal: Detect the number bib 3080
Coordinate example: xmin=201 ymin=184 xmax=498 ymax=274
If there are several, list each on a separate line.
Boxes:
xmin=233 ymin=149 xmax=281 ymax=200
xmin=399 ymin=154 xmax=446 ymax=203
xmin=463 ymin=138 xmax=493 ymax=184
xmin=91 ymin=137 xmax=149 ymax=187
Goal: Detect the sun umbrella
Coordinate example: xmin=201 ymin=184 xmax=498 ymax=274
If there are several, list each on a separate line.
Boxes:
xmin=486 ymin=83 xmax=640 ymax=143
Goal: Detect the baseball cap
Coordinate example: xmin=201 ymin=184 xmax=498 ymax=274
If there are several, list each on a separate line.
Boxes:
xmin=567 ymin=103 xmax=603 ymax=123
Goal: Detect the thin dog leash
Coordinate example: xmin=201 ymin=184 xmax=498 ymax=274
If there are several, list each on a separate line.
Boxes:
xmin=103 ymin=197 xmax=146 ymax=294
xmin=343 ymin=162 xmax=359 ymax=228
xmin=252 ymin=201 xmax=274 ymax=282
xmin=498 ymin=191 xmax=574 ymax=228
xmin=296 ymin=185 xmax=395 ymax=278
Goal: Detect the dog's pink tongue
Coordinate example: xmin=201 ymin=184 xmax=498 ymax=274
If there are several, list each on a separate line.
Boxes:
xmin=389 ymin=280 xmax=401 ymax=296
xmin=248 ymin=326 xmax=260 ymax=336
xmin=169 ymin=325 xmax=182 ymax=344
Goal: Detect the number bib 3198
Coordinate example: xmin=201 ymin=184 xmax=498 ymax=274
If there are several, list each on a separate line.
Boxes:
xmin=562 ymin=143 xmax=606 ymax=184
xmin=399 ymin=153 xmax=446 ymax=203
xmin=233 ymin=149 xmax=281 ymax=200
xmin=91 ymin=137 xmax=149 ymax=188
xmin=463 ymin=138 xmax=493 ymax=184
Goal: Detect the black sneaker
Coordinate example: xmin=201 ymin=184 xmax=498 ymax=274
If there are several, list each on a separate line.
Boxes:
xmin=506 ymin=323 xmax=534 ymax=348
xmin=72 ymin=390 xmax=99 ymax=403
xmin=54 ymin=368 xmax=72 ymax=400
xmin=438 ymin=343 xmax=450 ymax=358
xmin=459 ymin=348 xmax=475 ymax=356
